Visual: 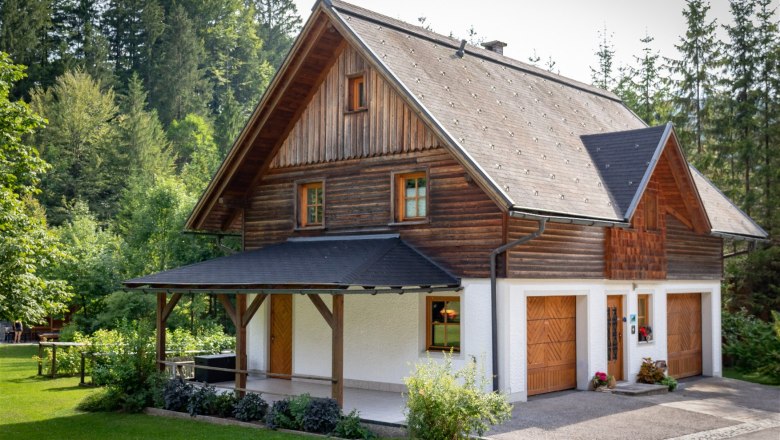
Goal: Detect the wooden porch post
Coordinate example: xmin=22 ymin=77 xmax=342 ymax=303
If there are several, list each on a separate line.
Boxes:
xmin=156 ymin=292 xmax=166 ymax=372
xmin=236 ymin=294 xmax=247 ymax=397
xmin=156 ymin=292 xmax=182 ymax=372
xmin=332 ymin=294 xmax=344 ymax=407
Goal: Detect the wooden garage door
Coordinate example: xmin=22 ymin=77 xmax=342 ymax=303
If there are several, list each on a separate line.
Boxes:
xmin=527 ymin=296 xmax=577 ymax=396
xmin=667 ymin=293 xmax=702 ymax=378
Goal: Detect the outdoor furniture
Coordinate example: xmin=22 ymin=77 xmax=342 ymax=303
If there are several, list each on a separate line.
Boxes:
xmin=194 ymin=354 xmax=236 ymax=383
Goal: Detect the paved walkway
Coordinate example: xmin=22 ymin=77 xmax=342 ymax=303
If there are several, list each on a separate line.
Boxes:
xmin=489 ymin=377 xmax=780 ymax=440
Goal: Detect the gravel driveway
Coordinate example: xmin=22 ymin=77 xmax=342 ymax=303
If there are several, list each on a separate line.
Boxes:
xmin=488 ymin=377 xmax=780 ymax=440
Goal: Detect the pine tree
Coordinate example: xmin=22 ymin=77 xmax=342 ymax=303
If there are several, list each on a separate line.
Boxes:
xmin=215 ymin=87 xmax=245 ymax=157
xmin=0 ymin=0 xmax=58 ymax=98
xmin=722 ymin=0 xmax=760 ymax=216
xmin=668 ymin=0 xmax=719 ymax=156
xmin=120 ymin=74 xmax=175 ymax=188
xmin=590 ymin=25 xmax=616 ymax=91
xmin=250 ymin=0 xmax=303 ymax=69
xmin=29 ymin=70 xmax=123 ymax=224
xmin=753 ymin=0 xmax=779 ymax=233
xmin=625 ymin=33 xmax=670 ymax=125
xmin=149 ymin=4 xmax=209 ymax=125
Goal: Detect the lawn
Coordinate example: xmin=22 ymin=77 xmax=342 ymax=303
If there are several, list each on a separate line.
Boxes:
xmin=723 ymin=366 xmax=780 ymax=386
xmin=0 ymin=344 xmax=309 ymax=439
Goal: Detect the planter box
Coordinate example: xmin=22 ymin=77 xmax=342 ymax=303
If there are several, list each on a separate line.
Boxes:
xmin=194 ymin=354 xmax=235 ymax=383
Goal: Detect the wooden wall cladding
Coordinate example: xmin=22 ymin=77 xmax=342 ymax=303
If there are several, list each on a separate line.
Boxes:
xmin=244 ymin=148 xmax=504 ymax=278
xmin=605 ymin=148 xmax=721 ymax=280
xmin=270 ymin=46 xmax=439 ymax=168
xmin=666 ymin=216 xmax=722 ymax=279
xmin=507 ymin=218 xmax=605 ymax=279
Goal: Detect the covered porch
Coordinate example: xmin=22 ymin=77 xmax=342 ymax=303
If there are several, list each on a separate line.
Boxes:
xmin=123 ymin=234 xmax=460 ymax=410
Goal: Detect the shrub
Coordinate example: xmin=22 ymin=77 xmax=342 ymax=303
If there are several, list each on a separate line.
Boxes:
xmin=212 ymin=392 xmax=239 ymax=418
xmin=722 ymin=309 xmax=780 ymax=382
xmin=188 ymin=385 xmax=218 ymax=417
xmin=163 ymin=377 xmax=194 ymax=412
xmin=234 ymin=392 xmax=269 ymax=422
xmin=404 ymin=353 xmax=512 ymax=440
xmin=334 ymin=410 xmax=376 ymax=439
xmin=660 ymin=376 xmax=678 ymax=392
xmin=265 ymin=393 xmax=314 ymax=430
xmin=636 ymin=357 xmax=665 ymax=384
xmin=77 ymin=388 xmax=122 ymax=412
xmin=302 ymin=397 xmax=341 ymax=434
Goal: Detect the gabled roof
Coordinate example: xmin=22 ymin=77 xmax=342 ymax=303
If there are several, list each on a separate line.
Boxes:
xmin=185 ymin=0 xmax=767 ymax=240
xmin=124 ymin=235 xmax=459 ymax=289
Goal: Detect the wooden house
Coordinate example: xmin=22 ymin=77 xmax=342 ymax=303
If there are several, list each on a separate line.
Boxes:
xmin=125 ymin=0 xmax=767 ymax=403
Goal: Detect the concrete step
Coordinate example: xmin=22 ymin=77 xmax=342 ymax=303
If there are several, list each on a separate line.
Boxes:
xmin=610 ymin=382 xmax=669 ymax=396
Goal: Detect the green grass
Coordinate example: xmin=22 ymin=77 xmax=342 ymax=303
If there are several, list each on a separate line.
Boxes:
xmin=723 ymin=366 xmax=780 ymax=386
xmin=0 ymin=344 xmax=309 ymax=439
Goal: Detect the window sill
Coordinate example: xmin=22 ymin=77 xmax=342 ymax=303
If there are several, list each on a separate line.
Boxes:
xmin=637 ymin=340 xmax=655 ymax=345
xmin=388 ymin=219 xmax=430 ymax=227
xmin=344 ymin=108 xmax=368 ymax=115
xmin=422 ymin=349 xmax=462 ymax=359
xmin=294 ymin=225 xmax=326 ymax=231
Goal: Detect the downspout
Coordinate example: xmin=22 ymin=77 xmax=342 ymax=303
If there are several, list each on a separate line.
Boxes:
xmin=490 ymin=218 xmax=546 ymax=392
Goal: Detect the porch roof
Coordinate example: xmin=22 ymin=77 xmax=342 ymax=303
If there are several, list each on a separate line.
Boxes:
xmin=123 ymin=234 xmax=460 ymax=291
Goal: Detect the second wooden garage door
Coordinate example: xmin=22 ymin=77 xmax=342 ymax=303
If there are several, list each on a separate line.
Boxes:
xmin=527 ymin=296 xmax=577 ymax=396
xmin=667 ymin=293 xmax=702 ymax=378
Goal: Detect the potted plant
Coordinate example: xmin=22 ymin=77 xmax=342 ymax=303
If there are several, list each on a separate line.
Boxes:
xmin=638 ymin=325 xmax=653 ymax=342
xmin=591 ymin=371 xmax=614 ymax=391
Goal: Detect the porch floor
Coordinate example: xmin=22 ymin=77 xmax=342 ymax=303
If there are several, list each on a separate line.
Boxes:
xmin=213 ymin=377 xmax=406 ymax=424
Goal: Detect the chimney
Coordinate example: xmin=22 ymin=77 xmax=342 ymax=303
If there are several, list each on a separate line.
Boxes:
xmin=481 ymin=40 xmax=507 ymax=55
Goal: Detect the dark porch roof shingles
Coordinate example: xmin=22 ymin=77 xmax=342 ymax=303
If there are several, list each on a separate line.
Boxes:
xmin=123 ymin=236 xmax=460 ymax=289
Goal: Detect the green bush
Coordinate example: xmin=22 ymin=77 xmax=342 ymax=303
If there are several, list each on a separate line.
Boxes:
xmin=333 ymin=410 xmax=376 ymax=439
xmin=404 ymin=354 xmax=512 ymax=440
xmin=188 ymin=384 xmax=218 ymax=417
xmin=301 ymin=397 xmax=341 ymax=434
xmin=636 ymin=357 xmax=666 ymax=384
xmin=234 ymin=392 xmax=269 ymax=422
xmin=660 ymin=376 xmax=678 ymax=392
xmin=265 ymin=393 xmax=311 ymax=430
xmin=163 ymin=377 xmax=194 ymax=412
xmin=212 ymin=392 xmax=239 ymax=418
xmin=722 ymin=309 xmax=780 ymax=381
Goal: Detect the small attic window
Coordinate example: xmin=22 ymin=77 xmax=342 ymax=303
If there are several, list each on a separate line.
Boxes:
xmin=348 ymin=74 xmax=366 ymax=111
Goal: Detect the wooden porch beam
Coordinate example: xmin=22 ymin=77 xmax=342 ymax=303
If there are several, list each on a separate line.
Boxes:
xmin=307 ymin=294 xmax=334 ymax=329
xmin=161 ymin=292 xmax=183 ymax=322
xmin=217 ymin=294 xmax=238 ymax=327
xmin=331 ymin=294 xmax=344 ymax=407
xmin=242 ymin=294 xmax=267 ymax=328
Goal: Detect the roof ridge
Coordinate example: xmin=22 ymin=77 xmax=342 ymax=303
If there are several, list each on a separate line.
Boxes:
xmin=328 ymin=0 xmax=621 ymax=102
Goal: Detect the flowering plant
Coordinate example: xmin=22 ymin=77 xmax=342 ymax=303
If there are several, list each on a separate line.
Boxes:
xmin=639 ymin=325 xmax=653 ymax=342
xmin=592 ymin=371 xmax=612 ymax=388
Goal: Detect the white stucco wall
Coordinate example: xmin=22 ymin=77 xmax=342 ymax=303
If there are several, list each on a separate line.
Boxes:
xmin=247 ymin=279 xmax=721 ymax=399
xmin=496 ymin=278 xmax=722 ymax=402
xmin=246 ymin=283 xmax=493 ymax=391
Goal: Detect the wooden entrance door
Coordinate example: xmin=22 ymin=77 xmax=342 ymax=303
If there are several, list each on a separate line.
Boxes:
xmin=606 ymin=295 xmax=623 ymax=380
xmin=269 ymin=295 xmax=292 ymax=378
xmin=667 ymin=293 xmax=702 ymax=378
xmin=527 ymin=296 xmax=577 ymax=396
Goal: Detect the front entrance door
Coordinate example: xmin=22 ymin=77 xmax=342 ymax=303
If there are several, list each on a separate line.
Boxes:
xmin=269 ymin=295 xmax=292 ymax=378
xmin=607 ymin=295 xmax=623 ymax=380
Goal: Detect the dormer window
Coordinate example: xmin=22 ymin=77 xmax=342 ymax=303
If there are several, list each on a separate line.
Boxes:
xmin=395 ymin=171 xmax=428 ymax=222
xmin=298 ymin=181 xmax=324 ymax=228
xmin=348 ymin=74 xmax=366 ymax=111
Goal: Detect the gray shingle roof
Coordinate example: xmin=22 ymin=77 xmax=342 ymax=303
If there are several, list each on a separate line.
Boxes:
xmin=581 ymin=125 xmax=669 ymax=217
xmin=123 ymin=235 xmax=459 ymax=289
xmin=327 ymin=0 xmax=767 ymax=238
xmin=689 ymin=166 xmax=768 ymax=239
